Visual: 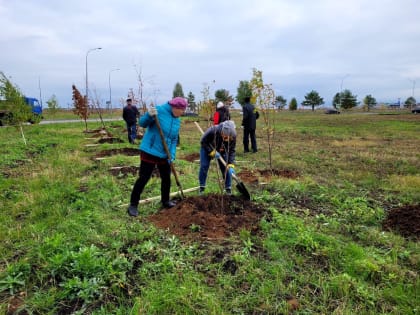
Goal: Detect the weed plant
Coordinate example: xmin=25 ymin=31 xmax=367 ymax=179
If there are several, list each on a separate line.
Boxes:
xmin=0 ymin=112 xmax=419 ymax=314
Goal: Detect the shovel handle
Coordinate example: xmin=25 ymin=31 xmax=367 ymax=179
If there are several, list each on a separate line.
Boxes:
xmin=194 ymin=121 xmax=204 ymax=134
xmin=153 ymin=113 xmax=185 ymax=199
xmin=194 ymin=121 xmax=251 ymax=200
xmin=195 ymin=122 xmax=230 ymax=169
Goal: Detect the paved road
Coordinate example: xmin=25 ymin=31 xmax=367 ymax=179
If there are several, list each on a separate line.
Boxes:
xmin=0 ymin=118 xmax=123 ymax=127
xmin=40 ymin=118 xmax=123 ymax=124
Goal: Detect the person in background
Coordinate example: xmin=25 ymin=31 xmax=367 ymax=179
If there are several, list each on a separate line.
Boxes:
xmin=199 ymin=120 xmax=237 ymax=195
xmin=241 ymin=96 xmax=259 ymax=153
xmin=127 ymin=97 xmax=187 ymax=217
xmin=122 ymin=98 xmax=139 ymax=144
xmin=213 ymin=101 xmax=231 ymax=125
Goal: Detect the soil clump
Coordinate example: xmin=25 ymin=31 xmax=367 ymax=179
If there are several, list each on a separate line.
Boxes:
xmin=148 ymin=194 xmax=267 ymax=241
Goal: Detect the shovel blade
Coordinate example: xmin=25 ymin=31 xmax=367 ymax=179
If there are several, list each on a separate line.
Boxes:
xmin=236 ymin=182 xmax=251 ymax=200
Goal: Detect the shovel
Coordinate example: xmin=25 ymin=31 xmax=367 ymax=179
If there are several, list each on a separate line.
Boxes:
xmin=194 ymin=122 xmax=251 ymax=200
xmin=152 ymin=112 xmax=185 ymax=199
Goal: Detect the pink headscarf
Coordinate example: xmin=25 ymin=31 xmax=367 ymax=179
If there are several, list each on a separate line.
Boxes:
xmin=169 ymin=97 xmax=188 ymax=109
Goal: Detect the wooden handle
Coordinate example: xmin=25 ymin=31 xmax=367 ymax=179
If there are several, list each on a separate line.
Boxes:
xmin=153 ymin=113 xmax=185 ymax=199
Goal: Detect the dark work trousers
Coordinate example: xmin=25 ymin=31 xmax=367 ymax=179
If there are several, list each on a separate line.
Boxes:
xmin=126 ymin=123 xmax=137 ymax=143
xmin=130 ymin=160 xmax=171 ymax=206
xmin=243 ymin=128 xmax=257 ymax=152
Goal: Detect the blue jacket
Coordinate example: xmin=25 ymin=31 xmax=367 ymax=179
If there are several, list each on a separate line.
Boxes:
xmin=139 ymin=103 xmax=180 ymax=160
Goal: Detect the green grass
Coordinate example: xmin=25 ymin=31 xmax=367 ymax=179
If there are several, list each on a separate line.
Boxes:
xmin=0 ymin=112 xmax=419 ymax=314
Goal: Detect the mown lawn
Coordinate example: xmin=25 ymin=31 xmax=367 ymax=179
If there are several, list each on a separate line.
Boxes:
xmin=0 ymin=111 xmax=419 ymax=314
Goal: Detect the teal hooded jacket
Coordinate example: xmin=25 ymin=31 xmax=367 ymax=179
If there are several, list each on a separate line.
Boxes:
xmin=139 ymin=102 xmax=180 ymax=160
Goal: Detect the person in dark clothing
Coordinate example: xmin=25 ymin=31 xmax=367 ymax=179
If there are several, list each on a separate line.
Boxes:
xmin=213 ymin=101 xmax=231 ymax=125
xmin=122 ymin=98 xmax=139 ymax=144
xmin=199 ymin=120 xmax=237 ymax=195
xmin=127 ymin=97 xmax=187 ymax=217
xmin=241 ymin=96 xmax=259 ymax=153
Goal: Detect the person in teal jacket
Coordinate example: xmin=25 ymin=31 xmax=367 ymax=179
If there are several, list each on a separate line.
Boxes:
xmin=128 ymin=97 xmax=187 ymax=217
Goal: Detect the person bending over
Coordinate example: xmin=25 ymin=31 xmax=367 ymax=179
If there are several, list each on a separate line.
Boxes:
xmin=199 ymin=120 xmax=237 ymax=195
xmin=127 ymin=97 xmax=187 ymax=217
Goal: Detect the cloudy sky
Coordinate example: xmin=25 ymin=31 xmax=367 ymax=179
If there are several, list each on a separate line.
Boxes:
xmin=1 ymin=0 xmax=419 ymax=108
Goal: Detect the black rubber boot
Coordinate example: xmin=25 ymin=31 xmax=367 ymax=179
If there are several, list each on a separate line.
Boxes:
xmin=162 ymin=200 xmax=176 ymax=208
xmin=127 ymin=205 xmax=139 ymax=217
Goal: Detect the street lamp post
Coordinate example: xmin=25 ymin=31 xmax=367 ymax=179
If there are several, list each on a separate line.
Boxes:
xmin=407 ymin=79 xmax=416 ymax=110
xmin=408 ymin=79 xmax=416 ymax=97
xmin=108 ymin=68 xmax=120 ymax=114
xmin=85 ymin=47 xmax=102 ymax=108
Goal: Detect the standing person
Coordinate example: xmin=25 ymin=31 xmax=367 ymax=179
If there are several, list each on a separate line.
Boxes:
xmin=199 ymin=120 xmax=237 ymax=195
xmin=241 ymin=96 xmax=259 ymax=153
xmin=127 ymin=97 xmax=187 ymax=217
xmin=213 ymin=101 xmax=231 ymax=125
xmin=122 ymin=98 xmax=140 ymax=144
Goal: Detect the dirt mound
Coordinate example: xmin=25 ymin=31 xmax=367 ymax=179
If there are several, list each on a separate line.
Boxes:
xmin=147 ymin=194 xmax=267 ymax=241
xmin=109 ymin=166 xmax=160 ymax=178
xmin=259 ymin=168 xmax=299 ymax=179
xmin=238 ymin=168 xmax=300 ymax=184
xmin=109 ymin=166 xmax=139 ymax=177
xmin=382 ymin=204 xmax=420 ymax=240
xmin=83 ymin=127 xmax=113 ymax=137
xmin=97 ymin=137 xmax=124 ymax=144
xmin=94 ymin=148 xmax=139 ymax=158
xmin=182 ymin=152 xmax=200 ymax=162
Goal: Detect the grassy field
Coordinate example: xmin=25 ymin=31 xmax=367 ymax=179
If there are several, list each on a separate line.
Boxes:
xmin=0 ymin=111 xmax=419 ymax=314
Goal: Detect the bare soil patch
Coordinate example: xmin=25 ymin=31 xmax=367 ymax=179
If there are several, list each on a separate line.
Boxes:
xmin=259 ymin=168 xmax=299 ymax=179
xmin=109 ymin=166 xmax=161 ymax=178
xmin=109 ymin=166 xmax=139 ymax=177
xmin=147 ymin=194 xmax=267 ymax=241
xmin=182 ymin=152 xmax=200 ymax=162
xmin=382 ymin=204 xmax=420 ymax=240
xmin=6 ymin=294 xmax=26 ymax=315
xmin=83 ymin=127 xmax=113 ymax=137
xmin=94 ymin=148 xmax=139 ymax=158
xmin=83 ymin=127 xmax=126 ymax=144
xmin=97 ymin=137 xmax=124 ymax=144
xmin=238 ymin=168 xmax=300 ymax=184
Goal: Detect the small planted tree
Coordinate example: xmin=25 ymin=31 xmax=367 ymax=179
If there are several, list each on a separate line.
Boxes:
xmin=249 ymin=68 xmax=276 ymax=170
xmin=46 ymin=94 xmax=59 ymax=117
xmin=187 ymin=91 xmax=197 ymax=113
xmin=340 ymin=89 xmax=358 ymax=110
xmin=200 ymin=83 xmax=214 ymax=126
xmin=215 ymin=89 xmax=234 ymax=105
xmin=72 ymin=84 xmax=89 ymax=131
xmin=276 ymin=95 xmax=287 ymax=110
xmin=302 ymin=90 xmax=324 ymax=111
xmin=0 ymin=72 xmax=32 ymax=144
xmin=332 ymin=93 xmax=341 ymax=109
xmin=363 ymin=94 xmax=377 ymax=112
xmin=289 ymin=97 xmax=298 ymax=111
xmin=235 ymin=80 xmax=252 ymax=106
xmin=133 ymin=62 xmax=156 ymax=115
xmin=91 ymin=88 xmax=106 ymax=129
xmin=404 ymin=96 xmax=416 ymax=109
xmin=173 ymin=82 xmax=185 ymax=98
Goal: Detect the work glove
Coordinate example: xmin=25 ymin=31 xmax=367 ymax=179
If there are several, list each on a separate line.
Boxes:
xmin=209 ymin=150 xmax=220 ymax=159
xmin=227 ymin=164 xmax=235 ymax=175
xmin=167 ymin=158 xmax=174 ymax=165
xmin=148 ymin=106 xmax=157 ymax=116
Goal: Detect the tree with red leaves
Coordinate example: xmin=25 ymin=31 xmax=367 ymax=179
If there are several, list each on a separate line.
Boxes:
xmin=72 ymin=84 xmax=89 ymax=131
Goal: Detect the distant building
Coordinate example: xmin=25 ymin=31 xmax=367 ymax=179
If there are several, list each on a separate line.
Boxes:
xmin=388 ymin=103 xmax=401 ymax=109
